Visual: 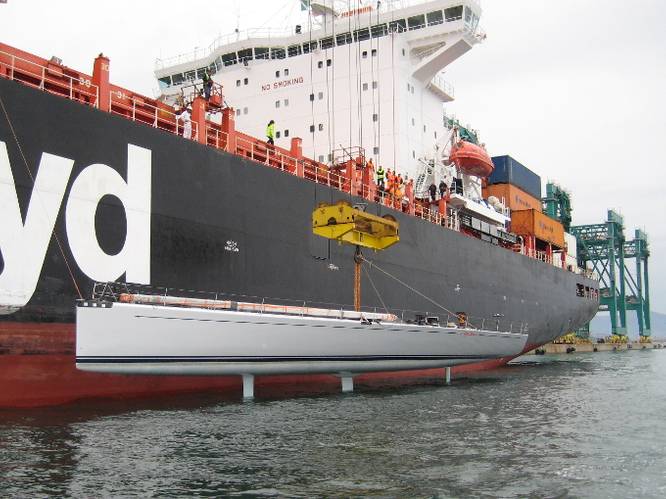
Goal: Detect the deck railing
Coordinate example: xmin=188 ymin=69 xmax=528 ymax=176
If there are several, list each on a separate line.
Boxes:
xmin=92 ymin=281 xmax=529 ymax=335
xmin=0 ymin=49 xmax=98 ymax=106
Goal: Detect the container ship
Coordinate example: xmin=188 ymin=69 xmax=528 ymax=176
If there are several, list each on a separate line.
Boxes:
xmin=0 ymin=0 xmax=598 ymax=407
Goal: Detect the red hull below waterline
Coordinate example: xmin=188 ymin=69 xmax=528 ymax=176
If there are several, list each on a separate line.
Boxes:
xmin=0 ymin=322 xmax=531 ymax=408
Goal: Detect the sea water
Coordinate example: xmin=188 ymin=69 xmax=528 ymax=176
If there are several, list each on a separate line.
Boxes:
xmin=1 ymin=350 xmax=666 ymax=498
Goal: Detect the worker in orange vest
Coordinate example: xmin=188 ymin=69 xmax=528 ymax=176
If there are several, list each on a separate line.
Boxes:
xmin=395 ymin=174 xmax=404 ymax=209
xmin=386 ymin=169 xmax=395 ymax=203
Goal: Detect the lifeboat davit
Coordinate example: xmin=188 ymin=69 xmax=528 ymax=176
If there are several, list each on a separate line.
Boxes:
xmin=449 ymin=141 xmax=494 ymax=177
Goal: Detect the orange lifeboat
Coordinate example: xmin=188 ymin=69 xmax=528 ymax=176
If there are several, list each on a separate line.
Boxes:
xmin=449 ymin=141 xmax=494 ymax=177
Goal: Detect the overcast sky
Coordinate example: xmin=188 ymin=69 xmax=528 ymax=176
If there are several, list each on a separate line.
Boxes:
xmin=2 ymin=1 xmax=665 ymax=319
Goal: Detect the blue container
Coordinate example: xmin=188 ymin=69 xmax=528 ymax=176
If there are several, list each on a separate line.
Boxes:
xmin=489 ymin=155 xmax=541 ymax=199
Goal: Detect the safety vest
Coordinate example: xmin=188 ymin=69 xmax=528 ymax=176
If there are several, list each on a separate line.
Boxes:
xmin=376 ymin=166 xmax=385 ymax=180
xmin=266 ymin=122 xmax=275 ymax=138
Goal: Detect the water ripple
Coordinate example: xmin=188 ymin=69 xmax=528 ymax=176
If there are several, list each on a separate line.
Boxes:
xmin=1 ymin=351 xmax=666 ymax=497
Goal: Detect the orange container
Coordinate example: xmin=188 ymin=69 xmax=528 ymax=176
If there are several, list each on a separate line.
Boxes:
xmin=510 ymin=209 xmax=565 ymax=248
xmin=483 ymin=183 xmax=542 ymax=212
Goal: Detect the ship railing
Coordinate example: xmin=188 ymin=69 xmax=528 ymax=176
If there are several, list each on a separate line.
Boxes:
xmin=155 ymin=27 xmax=301 ymax=70
xmin=107 ymin=90 xmax=191 ymax=137
xmin=0 ymin=49 xmax=99 ymax=107
xmin=91 ymin=282 xmax=529 ymax=335
xmin=203 ymin=126 xmax=351 ymax=193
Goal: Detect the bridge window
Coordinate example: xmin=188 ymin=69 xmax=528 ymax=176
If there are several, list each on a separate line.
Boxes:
xmin=302 ymin=41 xmax=318 ymax=53
xmin=255 ymin=47 xmax=269 ymax=60
xmin=389 ymin=19 xmax=406 ymax=33
xmin=271 ymin=47 xmax=286 ymax=59
xmin=371 ymin=23 xmax=388 ymax=38
xmin=464 ymin=6 xmax=472 ymax=23
xmin=184 ymin=70 xmax=196 ymax=82
xmin=445 ymin=6 xmax=463 ymax=21
xmin=171 ymin=73 xmax=183 ymax=85
xmin=222 ymin=53 xmax=237 ymax=66
xmin=238 ymin=48 xmax=253 ymax=63
xmin=288 ymin=44 xmax=302 ymax=57
xmin=427 ymin=10 xmax=444 ymax=26
xmin=158 ymin=76 xmax=171 ymax=86
xmin=408 ymin=14 xmax=426 ymax=30
xmin=354 ymin=27 xmax=370 ymax=41
xmin=336 ymin=32 xmax=352 ymax=45
xmin=320 ymin=36 xmax=334 ymax=50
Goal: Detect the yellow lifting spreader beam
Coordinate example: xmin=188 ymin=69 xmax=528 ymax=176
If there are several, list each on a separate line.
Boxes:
xmin=312 ymin=201 xmax=399 ymax=311
xmin=312 ymin=201 xmax=399 ymax=250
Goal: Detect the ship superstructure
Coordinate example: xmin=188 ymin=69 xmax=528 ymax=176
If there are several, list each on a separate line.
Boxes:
xmin=156 ymin=0 xmax=482 ymax=181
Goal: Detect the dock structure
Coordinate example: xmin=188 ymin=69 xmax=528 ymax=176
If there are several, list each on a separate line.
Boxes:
xmin=571 ymin=211 xmax=651 ymax=339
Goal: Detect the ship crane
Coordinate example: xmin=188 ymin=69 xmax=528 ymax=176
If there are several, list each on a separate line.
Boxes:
xmin=312 ymin=201 xmax=399 ymax=311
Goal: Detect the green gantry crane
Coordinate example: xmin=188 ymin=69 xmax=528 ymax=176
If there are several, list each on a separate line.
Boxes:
xmin=623 ymin=229 xmax=651 ymax=336
xmin=542 ymin=182 xmax=572 ymax=232
xmin=570 ymin=211 xmax=651 ymax=339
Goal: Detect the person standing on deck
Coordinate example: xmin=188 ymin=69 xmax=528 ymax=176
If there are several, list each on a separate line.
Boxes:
xmin=428 ymin=183 xmax=437 ymax=203
xmin=439 ymin=180 xmax=447 ymax=199
xmin=375 ymin=163 xmax=385 ymax=191
xmin=179 ymin=108 xmax=192 ymax=140
xmin=266 ymin=120 xmax=275 ymax=145
xmin=202 ymin=70 xmax=213 ymax=100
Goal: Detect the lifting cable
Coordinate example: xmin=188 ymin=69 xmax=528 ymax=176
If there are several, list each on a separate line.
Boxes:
xmin=325 ymin=11 xmax=334 ymax=166
xmin=347 ymin=0 xmax=353 ymax=153
xmin=360 ymin=254 xmax=468 ymax=325
xmin=362 ymin=264 xmax=391 ymax=316
xmin=0 ymin=93 xmax=84 ymax=300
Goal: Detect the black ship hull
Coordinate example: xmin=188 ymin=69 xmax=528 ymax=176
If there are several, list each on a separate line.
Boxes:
xmin=0 ymin=78 xmax=598 ymax=405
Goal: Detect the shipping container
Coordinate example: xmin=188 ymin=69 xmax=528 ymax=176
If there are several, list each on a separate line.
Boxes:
xmin=489 ymin=155 xmax=542 ymax=199
xmin=510 ymin=209 xmax=565 ymax=248
xmin=483 ymin=183 xmax=542 ymax=212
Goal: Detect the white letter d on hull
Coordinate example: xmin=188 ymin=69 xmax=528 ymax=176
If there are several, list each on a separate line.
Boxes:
xmin=66 ymin=144 xmax=151 ymax=285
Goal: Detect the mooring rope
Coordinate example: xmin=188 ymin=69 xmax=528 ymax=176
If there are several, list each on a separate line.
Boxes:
xmin=0 ymin=92 xmax=83 ymax=300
